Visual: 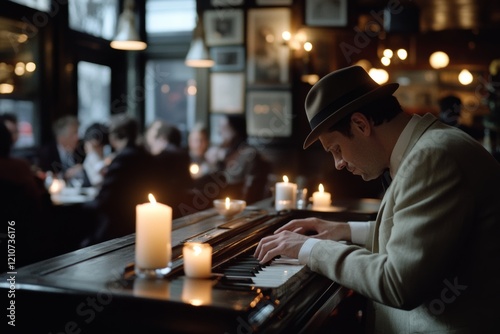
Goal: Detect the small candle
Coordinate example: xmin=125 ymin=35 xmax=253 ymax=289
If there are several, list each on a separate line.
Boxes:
xmin=135 ymin=194 xmax=172 ymax=275
xmin=48 ymin=178 xmax=65 ymax=194
xmin=312 ymin=183 xmax=331 ymax=210
xmin=183 ymin=242 xmax=212 ymax=278
xmin=275 ymin=175 xmax=297 ymax=211
xmin=225 ymin=197 xmax=230 ymax=210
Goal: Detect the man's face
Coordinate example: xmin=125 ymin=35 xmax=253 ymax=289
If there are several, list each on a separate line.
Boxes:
xmin=4 ymin=120 xmax=18 ymax=144
xmin=318 ymin=117 xmax=384 ymax=181
xmin=58 ymin=123 xmax=79 ymax=151
xmin=188 ymin=130 xmax=208 ymax=157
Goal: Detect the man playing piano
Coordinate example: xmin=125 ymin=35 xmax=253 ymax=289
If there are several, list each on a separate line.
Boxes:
xmin=255 ymin=66 xmax=500 ymax=333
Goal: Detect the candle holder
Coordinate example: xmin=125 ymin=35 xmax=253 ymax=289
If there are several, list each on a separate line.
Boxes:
xmin=213 ymin=198 xmax=246 ymax=218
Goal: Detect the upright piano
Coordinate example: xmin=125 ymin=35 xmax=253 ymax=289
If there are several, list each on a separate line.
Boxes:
xmin=0 ymin=198 xmax=379 ymax=334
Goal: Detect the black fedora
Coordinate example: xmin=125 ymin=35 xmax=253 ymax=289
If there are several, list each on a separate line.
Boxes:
xmin=303 ymin=66 xmax=399 ymax=149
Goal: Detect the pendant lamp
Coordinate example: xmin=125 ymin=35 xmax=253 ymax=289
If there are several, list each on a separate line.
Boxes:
xmin=185 ymin=16 xmax=214 ymax=68
xmin=110 ymin=0 xmax=147 ymax=51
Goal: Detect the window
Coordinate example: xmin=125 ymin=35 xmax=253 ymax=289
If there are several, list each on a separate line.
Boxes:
xmin=68 ymin=0 xmax=118 ymax=40
xmin=145 ymin=60 xmax=196 ymax=136
xmin=77 ymin=61 xmax=111 ymax=135
xmin=8 ymin=0 xmax=51 ymax=12
xmin=146 ymin=0 xmax=196 ymax=35
xmin=144 ymin=0 xmax=199 ymax=141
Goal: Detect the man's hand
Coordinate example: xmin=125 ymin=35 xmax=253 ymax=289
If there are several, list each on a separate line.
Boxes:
xmin=275 ymin=217 xmax=351 ymax=241
xmin=254 ymin=230 xmax=309 ymax=264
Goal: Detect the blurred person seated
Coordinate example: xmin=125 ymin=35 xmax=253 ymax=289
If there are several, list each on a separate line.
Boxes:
xmin=187 ymin=122 xmax=214 ymax=180
xmin=38 ymin=115 xmax=86 ymax=184
xmin=82 ymin=122 xmax=111 ymax=187
xmin=438 ymin=94 xmax=484 ymax=141
xmin=0 ymin=112 xmax=19 ymax=146
xmin=83 ymin=114 xmax=155 ymax=245
xmin=0 ymin=122 xmax=51 ymax=269
xmin=205 ymin=115 xmax=271 ymax=204
xmin=145 ymin=120 xmax=194 ymax=218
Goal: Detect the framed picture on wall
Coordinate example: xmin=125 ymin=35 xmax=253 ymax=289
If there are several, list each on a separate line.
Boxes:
xmin=247 ymin=8 xmax=291 ymax=85
xmin=210 ymin=72 xmax=245 ymax=114
xmin=210 ymin=46 xmax=245 ymax=72
xmin=256 ymin=0 xmax=293 ymax=5
xmin=305 ymin=0 xmax=348 ymax=27
xmin=211 ymin=0 xmax=244 ymax=6
xmin=204 ymin=9 xmax=244 ymax=46
xmin=246 ymin=90 xmax=292 ymax=137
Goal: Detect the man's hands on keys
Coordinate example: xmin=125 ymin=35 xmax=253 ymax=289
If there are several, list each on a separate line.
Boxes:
xmin=254 ymin=217 xmax=351 ymax=264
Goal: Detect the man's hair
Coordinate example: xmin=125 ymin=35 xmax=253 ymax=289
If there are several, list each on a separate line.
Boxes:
xmin=84 ymin=122 xmax=109 ymax=146
xmin=109 ymin=114 xmax=138 ymax=143
xmin=328 ymin=96 xmax=403 ymax=137
xmin=156 ymin=122 xmax=182 ymax=148
xmin=0 ymin=122 xmax=12 ymax=157
xmin=53 ymin=115 xmax=79 ymax=137
xmin=0 ymin=112 xmax=18 ymax=124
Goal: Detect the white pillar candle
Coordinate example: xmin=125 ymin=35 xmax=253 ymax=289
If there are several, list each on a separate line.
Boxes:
xmin=135 ymin=194 xmax=172 ymax=272
xmin=275 ymin=175 xmax=297 ymax=211
xmin=183 ymin=242 xmax=212 ymax=278
xmin=312 ymin=183 xmax=331 ymax=210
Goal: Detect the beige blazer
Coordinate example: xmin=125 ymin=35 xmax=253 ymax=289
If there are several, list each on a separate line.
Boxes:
xmin=308 ymin=114 xmax=500 ymax=333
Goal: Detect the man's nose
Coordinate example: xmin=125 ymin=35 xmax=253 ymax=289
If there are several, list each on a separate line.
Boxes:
xmin=334 ymin=157 xmax=346 ymax=170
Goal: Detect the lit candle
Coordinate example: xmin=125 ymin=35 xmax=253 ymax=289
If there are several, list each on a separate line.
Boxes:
xmin=183 ymin=242 xmax=212 ymax=278
xmin=48 ymin=178 xmax=65 ymax=194
xmin=225 ymin=197 xmax=230 ymax=210
xmin=312 ymin=184 xmax=331 ymax=210
xmin=275 ymin=175 xmax=297 ymax=211
xmin=135 ymin=194 xmax=172 ymax=276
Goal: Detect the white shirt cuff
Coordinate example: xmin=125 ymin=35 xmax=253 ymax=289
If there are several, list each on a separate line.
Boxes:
xmin=348 ymin=221 xmax=372 ymax=245
xmin=298 ymin=238 xmax=321 ymax=264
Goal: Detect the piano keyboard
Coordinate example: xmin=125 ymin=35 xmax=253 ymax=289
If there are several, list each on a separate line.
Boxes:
xmin=216 ymin=255 xmax=306 ymax=288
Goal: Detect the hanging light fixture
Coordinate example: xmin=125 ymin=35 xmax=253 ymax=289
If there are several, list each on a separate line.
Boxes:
xmin=110 ymin=0 xmax=147 ymax=51
xmin=185 ymin=16 xmax=214 ymax=68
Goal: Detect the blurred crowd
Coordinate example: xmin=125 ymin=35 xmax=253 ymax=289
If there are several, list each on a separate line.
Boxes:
xmin=0 ymin=113 xmax=271 ymax=269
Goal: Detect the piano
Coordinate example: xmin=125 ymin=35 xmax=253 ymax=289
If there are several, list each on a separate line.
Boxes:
xmin=0 ymin=198 xmax=378 ymax=334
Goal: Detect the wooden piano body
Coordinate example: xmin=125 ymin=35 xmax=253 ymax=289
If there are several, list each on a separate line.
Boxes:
xmin=0 ymin=199 xmax=379 ymax=334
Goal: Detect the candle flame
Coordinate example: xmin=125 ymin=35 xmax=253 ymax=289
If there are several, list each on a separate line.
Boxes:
xmin=189 ymin=163 xmax=200 ymax=175
xmin=283 ymin=175 xmax=289 ymax=183
xmin=148 ymin=193 xmax=156 ymax=204
xmin=193 ymin=244 xmax=202 ymax=256
xmin=225 ymin=197 xmax=230 ymax=210
xmin=319 ymin=184 xmax=324 ymax=193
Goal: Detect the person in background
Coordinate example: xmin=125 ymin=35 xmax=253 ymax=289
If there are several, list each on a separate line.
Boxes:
xmin=187 ymin=122 xmax=213 ymax=180
xmin=0 ymin=122 xmax=50 ymax=267
xmin=438 ymin=94 xmax=484 ymax=141
xmin=82 ymin=122 xmax=110 ymax=187
xmin=0 ymin=112 xmax=19 ymax=146
xmin=255 ymin=66 xmax=500 ymax=333
xmin=146 ymin=120 xmax=193 ymax=218
xmin=205 ymin=114 xmax=271 ymax=204
xmin=38 ymin=115 xmax=86 ymax=183
xmin=84 ymin=114 xmax=155 ymax=244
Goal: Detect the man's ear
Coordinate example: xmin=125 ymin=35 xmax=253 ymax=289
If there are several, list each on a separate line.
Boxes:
xmin=350 ymin=112 xmax=371 ymax=136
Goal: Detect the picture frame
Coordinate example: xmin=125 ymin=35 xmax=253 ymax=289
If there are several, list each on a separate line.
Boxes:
xmin=210 ymin=0 xmax=244 ymax=6
xmin=247 ymin=8 xmax=291 ymax=85
xmin=210 ymin=0 xmax=244 ymax=7
xmin=305 ymin=0 xmax=348 ymax=27
xmin=204 ymin=9 xmax=244 ymax=46
xmin=256 ymin=0 xmax=293 ymax=5
xmin=210 ymin=72 xmax=245 ymax=114
xmin=210 ymin=46 xmax=245 ymax=72
xmin=246 ymin=90 xmax=293 ymax=138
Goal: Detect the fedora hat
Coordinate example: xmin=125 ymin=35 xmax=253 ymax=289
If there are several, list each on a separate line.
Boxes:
xmin=303 ymin=66 xmax=399 ymax=148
